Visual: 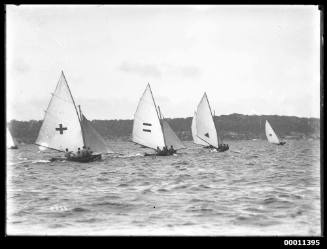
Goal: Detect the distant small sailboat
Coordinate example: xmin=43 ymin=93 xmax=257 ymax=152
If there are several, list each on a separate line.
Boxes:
xmin=35 ymin=71 xmax=113 ymax=162
xmin=265 ymin=120 xmax=286 ymax=145
xmin=7 ymin=127 xmax=18 ymax=149
xmin=193 ymin=93 xmax=229 ymax=152
xmin=132 ymin=83 xmax=185 ymax=156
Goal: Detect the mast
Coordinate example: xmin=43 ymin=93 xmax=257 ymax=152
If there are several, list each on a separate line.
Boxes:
xmin=62 ymin=70 xmax=86 ymax=148
xmin=148 ymin=83 xmax=166 ymax=148
xmin=158 ymin=105 xmax=162 ymax=119
xmin=205 ymin=93 xmax=220 ymax=146
xmin=78 ymin=105 xmax=86 ymax=147
xmin=157 ymin=105 xmax=167 ymax=147
xmin=62 ymin=71 xmax=87 ymax=148
xmin=62 ymin=71 xmax=81 ymax=123
xmin=148 ymin=83 xmax=161 ymax=121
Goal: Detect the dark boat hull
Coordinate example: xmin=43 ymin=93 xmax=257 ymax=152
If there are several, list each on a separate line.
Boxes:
xmin=278 ymin=142 xmax=286 ymax=145
xmin=9 ymin=146 xmax=18 ymax=149
xmin=50 ymin=154 xmax=102 ymax=163
xmin=216 ymin=146 xmax=229 ymax=152
xmin=67 ymin=154 xmax=102 ymax=163
xmin=144 ymin=151 xmax=177 ymax=156
xmin=204 ymin=144 xmax=229 ymax=152
xmin=50 ymin=157 xmax=67 ymax=162
xmin=207 ymin=144 xmax=229 ymax=152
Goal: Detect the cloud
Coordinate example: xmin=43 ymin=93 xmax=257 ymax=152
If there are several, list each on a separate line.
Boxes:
xmin=12 ymin=58 xmax=30 ymax=74
xmin=118 ymin=61 xmax=201 ymax=79
xmin=118 ymin=62 xmax=162 ymax=78
xmin=164 ymin=64 xmax=201 ymax=78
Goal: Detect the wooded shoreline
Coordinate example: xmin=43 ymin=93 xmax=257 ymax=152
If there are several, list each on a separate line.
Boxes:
xmin=7 ymin=113 xmax=320 ymax=144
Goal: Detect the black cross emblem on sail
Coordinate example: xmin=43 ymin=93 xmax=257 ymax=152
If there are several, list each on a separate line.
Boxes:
xmin=56 ymin=124 xmax=68 ymax=135
xmin=142 ymin=123 xmax=152 ymax=133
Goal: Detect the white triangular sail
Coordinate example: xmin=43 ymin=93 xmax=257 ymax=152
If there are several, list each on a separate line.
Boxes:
xmin=191 ymin=111 xmax=208 ymax=146
xmin=7 ymin=127 xmax=16 ymax=148
xmin=196 ymin=93 xmax=219 ymax=148
xmin=132 ymin=84 xmax=165 ymax=150
xmin=81 ymin=114 xmax=114 ymax=154
xmin=35 ymin=72 xmax=84 ymax=152
xmin=161 ymin=119 xmax=185 ymax=150
xmin=265 ymin=120 xmax=280 ymax=144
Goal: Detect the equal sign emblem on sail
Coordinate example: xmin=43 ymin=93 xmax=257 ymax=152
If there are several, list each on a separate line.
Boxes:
xmin=142 ymin=123 xmax=152 ymax=132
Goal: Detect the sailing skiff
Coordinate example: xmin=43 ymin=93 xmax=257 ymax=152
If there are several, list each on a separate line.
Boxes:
xmin=192 ymin=93 xmax=229 ymax=152
xmin=132 ymin=83 xmax=185 ymax=156
xmin=265 ymin=120 xmax=286 ymax=145
xmin=7 ymin=127 xmax=18 ymax=149
xmin=35 ymin=71 xmax=113 ymax=162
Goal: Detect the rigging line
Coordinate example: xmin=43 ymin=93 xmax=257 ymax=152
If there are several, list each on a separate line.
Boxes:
xmin=132 ymin=140 xmax=156 ymax=151
xmin=147 ymin=84 xmax=166 ymax=147
xmin=34 ymin=143 xmax=65 ymax=153
xmin=204 ymin=93 xmax=220 ymax=144
xmin=61 ymin=72 xmax=85 ymax=147
xmin=196 ymin=134 xmax=217 ymax=149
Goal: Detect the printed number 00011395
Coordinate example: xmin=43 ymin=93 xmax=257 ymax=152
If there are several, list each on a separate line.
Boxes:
xmin=284 ymin=240 xmax=320 ymax=246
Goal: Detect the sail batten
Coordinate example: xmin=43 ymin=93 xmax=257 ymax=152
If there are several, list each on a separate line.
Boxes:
xmin=265 ymin=120 xmax=281 ymax=144
xmin=195 ymin=93 xmax=219 ymax=148
xmin=35 ymin=72 xmax=84 ymax=152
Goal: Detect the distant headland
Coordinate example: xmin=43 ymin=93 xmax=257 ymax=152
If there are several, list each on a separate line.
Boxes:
xmin=7 ymin=113 xmax=320 ymax=144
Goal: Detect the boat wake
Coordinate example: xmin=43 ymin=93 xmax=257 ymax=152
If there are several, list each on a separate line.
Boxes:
xmin=110 ymin=153 xmax=144 ymax=158
xmin=31 ymin=159 xmax=51 ymax=164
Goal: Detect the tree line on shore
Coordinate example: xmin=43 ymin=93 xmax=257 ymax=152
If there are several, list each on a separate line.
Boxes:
xmin=7 ymin=113 xmax=320 ymax=144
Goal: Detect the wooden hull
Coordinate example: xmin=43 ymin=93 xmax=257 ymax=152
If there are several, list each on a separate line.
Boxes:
xmin=270 ymin=141 xmax=286 ymax=145
xmin=67 ymin=154 xmax=102 ymax=163
xmin=50 ymin=154 xmax=102 ymax=163
xmin=217 ymin=146 xmax=229 ymax=152
xmin=144 ymin=151 xmax=177 ymax=156
xmin=207 ymin=144 xmax=229 ymax=152
xmin=50 ymin=157 xmax=67 ymax=162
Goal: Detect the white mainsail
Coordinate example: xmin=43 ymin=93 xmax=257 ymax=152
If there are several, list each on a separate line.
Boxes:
xmin=195 ymin=93 xmax=219 ymax=148
xmin=7 ymin=127 xmax=16 ymax=148
xmin=161 ymin=119 xmax=185 ymax=150
xmin=35 ymin=72 xmax=84 ymax=152
xmin=132 ymin=84 xmax=166 ymax=150
xmin=81 ymin=114 xmax=114 ymax=154
xmin=265 ymin=120 xmax=280 ymax=144
xmin=191 ymin=111 xmax=208 ymax=146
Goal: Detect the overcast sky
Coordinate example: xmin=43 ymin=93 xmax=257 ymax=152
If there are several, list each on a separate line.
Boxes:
xmin=6 ymin=5 xmax=321 ymax=121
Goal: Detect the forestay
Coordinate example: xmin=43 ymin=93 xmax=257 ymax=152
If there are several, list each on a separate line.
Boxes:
xmin=265 ymin=120 xmax=280 ymax=144
xmin=132 ymin=84 xmax=166 ymax=150
xmin=161 ymin=119 xmax=185 ymax=150
xmin=81 ymin=114 xmax=114 ymax=153
xmin=35 ymin=72 xmax=84 ymax=152
xmin=191 ymin=111 xmax=208 ymax=146
xmin=7 ymin=128 xmax=16 ymax=148
xmin=196 ymin=93 xmax=219 ymax=148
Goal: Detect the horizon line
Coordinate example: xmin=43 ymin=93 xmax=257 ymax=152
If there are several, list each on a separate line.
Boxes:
xmin=6 ymin=113 xmax=321 ymax=123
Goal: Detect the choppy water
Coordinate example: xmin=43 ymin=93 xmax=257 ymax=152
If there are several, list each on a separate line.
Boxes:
xmin=6 ymin=139 xmax=320 ymax=236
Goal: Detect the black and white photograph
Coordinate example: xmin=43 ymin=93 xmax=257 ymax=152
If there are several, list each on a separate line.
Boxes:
xmin=6 ymin=5 xmax=321 ymax=236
